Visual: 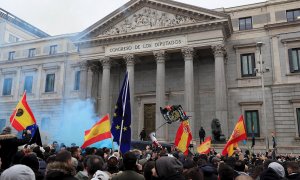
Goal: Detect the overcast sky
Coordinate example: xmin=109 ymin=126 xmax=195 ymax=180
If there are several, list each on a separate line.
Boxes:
xmin=1 ymin=0 xmax=266 ymax=36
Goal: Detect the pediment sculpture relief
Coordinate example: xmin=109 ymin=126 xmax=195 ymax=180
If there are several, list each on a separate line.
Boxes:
xmin=101 ymin=7 xmax=198 ymax=36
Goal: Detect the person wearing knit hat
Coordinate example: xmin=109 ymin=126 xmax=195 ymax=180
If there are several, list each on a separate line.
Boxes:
xmin=0 ymin=164 xmax=36 ymax=180
xmin=153 ymin=156 xmax=184 ymax=180
xmin=268 ymin=162 xmax=285 ymax=178
xmin=260 ymin=162 xmax=285 ymax=180
xmin=1 ymin=126 xmax=12 ymax=134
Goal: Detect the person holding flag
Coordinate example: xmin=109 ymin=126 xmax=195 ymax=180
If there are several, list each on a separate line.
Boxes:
xmin=0 ymin=91 xmax=42 ymax=170
xmin=222 ymin=115 xmax=247 ymax=157
xmin=10 ymin=91 xmax=36 ymax=131
xmin=10 ymin=91 xmax=42 ymax=146
xmin=174 ymin=120 xmax=192 ymax=155
xmin=197 ymin=136 xmax=212 ymax=154
xmin=111 ymin=72 xmax=131 ymax=154
xmin=81 ymin=114 xmax=112 ymax=149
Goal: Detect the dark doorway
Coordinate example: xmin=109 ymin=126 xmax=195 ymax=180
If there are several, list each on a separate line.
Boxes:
xmin=144 ymin=103 xmax=156 ymax=140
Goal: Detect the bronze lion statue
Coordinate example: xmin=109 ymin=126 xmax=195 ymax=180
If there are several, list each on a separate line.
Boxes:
xmin=211 ymin=118 xmax=225 ymax=142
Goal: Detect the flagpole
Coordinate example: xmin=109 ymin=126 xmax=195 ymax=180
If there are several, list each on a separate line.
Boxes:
xmin=10 ymin=91 xmax=26 ymax=128
xmin=107 ymin=113 xmax=114 ymax=151
xmin=118 ymin=72 xmax=129 ymax=153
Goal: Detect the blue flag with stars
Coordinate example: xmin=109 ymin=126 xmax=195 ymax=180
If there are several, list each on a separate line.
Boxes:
xmin=23 ymin=124 xmax=42 ymax=146
xmin=111 ymin=72 xmax=131 ymax=153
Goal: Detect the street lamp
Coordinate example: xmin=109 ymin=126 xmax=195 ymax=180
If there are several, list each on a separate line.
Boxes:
xmin=256 ymin=42 xmax=269 ymax=152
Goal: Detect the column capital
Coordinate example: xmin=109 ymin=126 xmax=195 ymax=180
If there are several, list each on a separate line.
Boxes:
xmin=90 ymin=64 xmax=101 ymax=73
xmin=153 ymin=50 xmax=167 ymax=63
xmin=78 ymin=61 xmax=88 ymax=71
xmin=212 ymin=44 xmax=226 ymax=57
xmin=123 ymin=54 xmax=136 ymax=66
xmin=100 ymin=57 xmax=111 ymax=69
xmin=181 ymin=47 xmax=194 ymax=60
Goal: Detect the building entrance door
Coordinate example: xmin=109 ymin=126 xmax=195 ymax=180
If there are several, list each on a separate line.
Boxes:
xmin=144 ymin=103 xmax=156 ymax=141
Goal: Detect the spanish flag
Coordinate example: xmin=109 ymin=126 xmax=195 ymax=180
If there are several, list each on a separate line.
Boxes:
xmin=10 ymin=92 xmax=36 ymax=131
xmin=174 ymin=120 xmax=192 ymax=155
xmin=222 ymin=115 xmax=247 ymax=156
xmin=81 ymin=114 xmax=112 ymax=149
xmin=197 ymin=136 xmax=212 ymax=154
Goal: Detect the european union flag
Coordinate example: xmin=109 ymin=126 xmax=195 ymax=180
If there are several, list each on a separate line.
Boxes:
xmin=24 ymin=124 xmax=42 ymax=146
xmin=111 ymin=72 xmax=131 ymax=153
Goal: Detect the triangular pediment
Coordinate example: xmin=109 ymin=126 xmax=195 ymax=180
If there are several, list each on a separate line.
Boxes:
xmin=101 ymin=7 xmax=200 ymax=37
xmin=76 ymin=0 xmax=230 ymax=41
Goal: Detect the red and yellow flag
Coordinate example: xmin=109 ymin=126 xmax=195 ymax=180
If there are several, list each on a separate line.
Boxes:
xmin=81 ymin=114 xmax=112 ymax=149
xmin=10 ymin=92 xmax=36 ymax=131
xmin=197 ymin=136 xmax=212 ymax=154
xmin=174 ymin=120 xmax=192 ymax=155
xmin=222 ymin=115 xmax=247 ymax=156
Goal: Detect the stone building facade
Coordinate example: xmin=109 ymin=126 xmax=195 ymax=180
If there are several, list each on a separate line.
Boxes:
xmin=0 ymin=0 xmax=300 ymax=153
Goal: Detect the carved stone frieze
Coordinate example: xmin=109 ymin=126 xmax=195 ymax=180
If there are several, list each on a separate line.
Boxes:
xmin=153 ymin=50 xmax=167 ymax=63
xmin=101 ymin=7 xmax=198 ymax=36
xmin=181 ymin=47 xmax=194 ymax=60
xmin=212 ymin=44 xmax=226 ymax=57
xmin=100 ymin=57 xmax=111 ymax=69
xmin=123 ymin=54 xmax=135 ymax=66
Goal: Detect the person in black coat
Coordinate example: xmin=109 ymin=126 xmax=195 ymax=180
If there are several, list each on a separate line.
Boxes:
xmin=0 ymin=126 xmax=31 ymax=170
xmin=199 ymin=127 xmax=206 ymax=144
xmin=139 ymin=128 xmax=146 ymax=141
xmin=286 ymin=161 xmax=300 ymax=180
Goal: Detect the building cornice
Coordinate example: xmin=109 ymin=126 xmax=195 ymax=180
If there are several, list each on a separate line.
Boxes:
xmin=223 ymin=0 xmax=299 ymax=13
xmin=0 ymin=34 xmax=76 ymax=48
xmin=239 ymin=101 xmax=263 ymax=106
xmin=281 ymin=37 xmax=300 ymax=43
xmin=0 ymin=8 xmax=49 ymax=38
xmin=75 ymin=19 xmax=230 ymax=48
xmin=264 ymin=20 xmax=300 ymax=30
xmin=0 ymin=53 xmax=70 ymax=65
xmin=233 ymin=43 xmax=257 ymax=50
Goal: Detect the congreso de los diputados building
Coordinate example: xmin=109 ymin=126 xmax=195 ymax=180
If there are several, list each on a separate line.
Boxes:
xmin=0 ymin=0 xmax=300 ymax=153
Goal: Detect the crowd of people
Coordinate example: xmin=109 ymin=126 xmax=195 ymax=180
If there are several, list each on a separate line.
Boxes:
xmin=0 ymin=126 xmax=300 ymax=180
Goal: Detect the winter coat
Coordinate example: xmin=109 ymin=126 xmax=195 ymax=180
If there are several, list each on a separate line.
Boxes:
xmin=260 ymin=168 xmax=287 ymax=180
xmin=199 ymin=128 xmax=206 ymax=138
xmin=287 ymin=173 xmax=300 ymax=180
xmin=75 ymin=171 xmax=89 ymax=180
xmin=200 ymin=164 xmax=218 ymax=180
xmin=45 ymin=162 xmax=77 ymax=180
xmin=155 ymin=156 xmax=185 ymax=180
xmin=0 ymin=134 xmax=31 ymax=170
xmin=111 ymin=170 xmax=145 ymax=180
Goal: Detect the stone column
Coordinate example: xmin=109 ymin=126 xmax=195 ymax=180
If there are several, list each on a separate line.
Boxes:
xmin=86 ymin=63 xmax=93 ymax=99
xmin=90 ymin=64 xmax=101 ymax=113
xmin=212 ymin=44 xmax=228 ymax=137
xmin=123 ymin=54 xmax=135 ymax=122
xmin=79 ymin=61 xmax=88 ymax=99
xmin=100 ymin=57 xmax=111 ymax=117
xmin=182 ymin=47 xmax=195 ymax=137
xmin=154 ymin=50 xmax=167 ymax=141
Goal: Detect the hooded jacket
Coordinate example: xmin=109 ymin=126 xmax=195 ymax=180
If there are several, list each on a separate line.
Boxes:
xmin=200 ymin=164 xmax=218 ymax=180
xmin=0 ymin=133 xmax=31 ymax=170
xmin=45 ymin=162 xmax=77 ymax=180
xmin=155 ymin=156 xmax=185 ymax=180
